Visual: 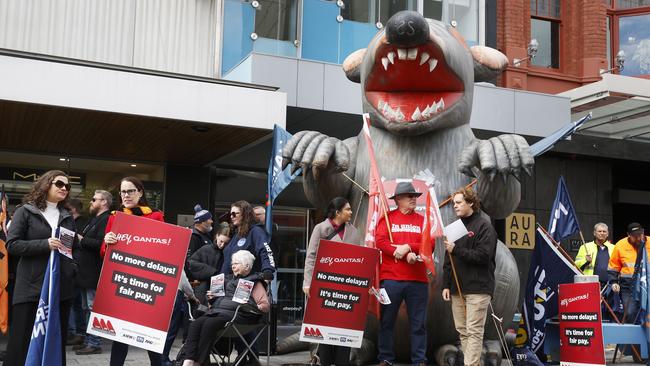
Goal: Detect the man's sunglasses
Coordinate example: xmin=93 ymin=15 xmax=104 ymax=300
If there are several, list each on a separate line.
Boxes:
xmin=52 ymin=180 xmax=71 ymax=191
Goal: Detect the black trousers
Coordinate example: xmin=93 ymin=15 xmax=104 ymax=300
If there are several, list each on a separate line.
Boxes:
xmin=183 ymin=315 xmax=230 ymax=365
xmin=3 ymin=299 xmax=72 ymax=366
xmin=318 ymin=344 xmax=351 ymax=366
xmin=109 ymin=341 xmax=162 ymax=366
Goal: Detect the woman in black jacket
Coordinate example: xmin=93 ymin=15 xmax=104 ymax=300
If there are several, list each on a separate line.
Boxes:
xmin=5 ymin=170 xmax=77 ymax=366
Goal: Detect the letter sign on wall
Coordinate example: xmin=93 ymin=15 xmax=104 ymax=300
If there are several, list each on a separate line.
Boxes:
xmin=506 ymin=213 xmax=535 ymax=250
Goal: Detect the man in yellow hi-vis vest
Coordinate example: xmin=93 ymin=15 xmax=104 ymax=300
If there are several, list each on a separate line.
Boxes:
xmin=575 ymin=223 xmax=614 ymax=281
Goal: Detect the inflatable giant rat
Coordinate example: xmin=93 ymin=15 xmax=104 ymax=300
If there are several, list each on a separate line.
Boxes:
xmin=282 ymin=11 xmax=534 ymax=365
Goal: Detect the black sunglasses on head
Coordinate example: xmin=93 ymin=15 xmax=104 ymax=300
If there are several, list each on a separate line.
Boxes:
xmin=52 ymin=180 xmax=71 ymax=191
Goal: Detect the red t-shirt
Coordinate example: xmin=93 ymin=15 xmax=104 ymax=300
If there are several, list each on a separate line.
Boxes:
xmin=375 ymin=209 xmax=427 ymax=283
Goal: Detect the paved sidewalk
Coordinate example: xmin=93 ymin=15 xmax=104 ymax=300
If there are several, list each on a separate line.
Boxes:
xmin=62 ymin=341 xmax=643 ymax=366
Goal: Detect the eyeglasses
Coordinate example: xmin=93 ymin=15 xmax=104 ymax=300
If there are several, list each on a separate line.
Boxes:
xmin=230 ymin=211 xmax=240 ymax=217
xmin=52 ymin=180 xmax=71 ymax=191
xmin=120 ymin=189 xmax=138 ymax=196
xmin=90 ymin=197 xmax=104 ymax=202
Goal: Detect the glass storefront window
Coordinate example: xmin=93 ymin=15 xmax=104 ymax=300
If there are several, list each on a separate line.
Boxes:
xmin=531 ymin=18 xmax=560 ymax=68
xmin=0 ymin=151 xmax=164 ymax=216
xmin=530 ymin=0 xmax=561 ymax=18
xmin=618 ymin=13 xmax=650 ymax=76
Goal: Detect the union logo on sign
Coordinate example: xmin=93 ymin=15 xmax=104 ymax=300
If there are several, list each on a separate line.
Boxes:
xmin=92 ymin=316 xmax=116 ymax=335
xmin=303 ymin=327 xmax=324 ymax=339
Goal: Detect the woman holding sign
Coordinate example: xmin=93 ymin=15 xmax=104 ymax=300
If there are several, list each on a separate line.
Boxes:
xmin=103 ymin=176 xmax=165 ymax=366
xmin=179 ymin=250 xmax=269 ymax=366
xmin=303 ymin=197 xmax=361 ymax=366
xmin=5 ymin=170 xmax=77 ymax=366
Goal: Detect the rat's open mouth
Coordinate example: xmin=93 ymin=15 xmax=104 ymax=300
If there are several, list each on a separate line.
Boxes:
xmin=365 ymin=42 xmax=464 ymax=123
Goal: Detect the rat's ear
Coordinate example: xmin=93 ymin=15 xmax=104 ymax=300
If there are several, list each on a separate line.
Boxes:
xmin=471 ymin=46 xmax=508 ymax=82
xmin=342 ymin=49 xmax=366 ymax=83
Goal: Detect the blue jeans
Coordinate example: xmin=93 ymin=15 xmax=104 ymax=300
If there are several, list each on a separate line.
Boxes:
xmin=80 ymin=288 xmax=102 ymax=347
xmin=621 ymin=287 xmax=641 ymax=356
xmin=378 ymin=280 xmax=428 ymax=365
xmin=163 ymin=291 xmax=188 ymax=365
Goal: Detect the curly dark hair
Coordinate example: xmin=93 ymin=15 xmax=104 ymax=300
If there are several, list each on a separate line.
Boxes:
xmin=231 ymin=200 xmax=256 ymax=238
xmin=453 ymin=186 xmax=481 ymax=211
xmin=23 ymin=170 xmax=71 ymax=210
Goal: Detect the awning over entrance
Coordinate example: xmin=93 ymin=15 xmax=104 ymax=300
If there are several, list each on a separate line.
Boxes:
xmin=0 ymin=51 xmax=287 ymax=165
xmin=558 ymin=74 xmax=650 ymax=143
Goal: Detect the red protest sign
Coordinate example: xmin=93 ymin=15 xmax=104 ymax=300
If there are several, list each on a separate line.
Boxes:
xmin=300 ymin=240 xmax=379 ymax=348
xmin=558 ymin=282 xmax=605 ymax=366
xmin=88 ymin=212 xmax=191 ymax=353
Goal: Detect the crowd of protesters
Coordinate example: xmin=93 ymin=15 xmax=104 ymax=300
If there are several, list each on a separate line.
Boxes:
xmin=1 ymin=170 xmax=648 ymax=366
xmin=0 ymin=171 xmax=276 ymax=366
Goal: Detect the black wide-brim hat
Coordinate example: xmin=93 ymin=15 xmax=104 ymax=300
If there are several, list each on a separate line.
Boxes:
xmin=389 ymin=181 xmax=423 ymax=199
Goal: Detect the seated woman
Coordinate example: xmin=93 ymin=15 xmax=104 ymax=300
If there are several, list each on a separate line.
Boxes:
xmin=187 ymin=222 xmax=231 ymax=305
xmin=181 ymin=250 xmax=269 ymax=366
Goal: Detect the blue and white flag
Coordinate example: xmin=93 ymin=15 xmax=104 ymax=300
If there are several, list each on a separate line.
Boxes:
xmin=522 ymin=227 xmax=580 ymax=352
xmin=266 ymin=125 xmax=301 ymax=234
xmin=548 ymin=176 xmax=581 ymax=242
xmin=529 ymin=113 xmax=591 ymax=157
xmin=25 ymin=251 xmax=61 ymax=366
xmin=635 ymin=238 xmax=650 ymax=340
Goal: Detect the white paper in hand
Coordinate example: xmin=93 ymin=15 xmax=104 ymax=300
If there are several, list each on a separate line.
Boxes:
xmin=232 ymin=279 xmax=254 ymax=304
xmin=57 ymin=226 xmax=75 ymax=259
xmin=444 ymin=219 xmax=469 ymax=243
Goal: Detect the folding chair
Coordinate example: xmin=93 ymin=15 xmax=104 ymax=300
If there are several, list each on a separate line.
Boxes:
xmin=208 ymin=304 xmax=271 ymax=366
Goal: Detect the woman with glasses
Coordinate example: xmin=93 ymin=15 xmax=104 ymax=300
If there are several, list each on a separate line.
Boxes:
xmin=102 ymin=176 xmax=165 ymax=366
xmin=220 ymin=200 xmax=275 ymax=281
xmin=179 ymin=250 xmax=269 ymax=366
xmin=5 ymin=170 xmax=77 ymax=366
xmin=303 ymin=197 xmax=360 ymax=366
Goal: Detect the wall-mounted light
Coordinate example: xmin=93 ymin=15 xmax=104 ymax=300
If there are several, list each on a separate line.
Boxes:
xmin=600 ymin=50 xmax=626 ymax=75
xmin=513 ymin=39 xmax=539 ymax=67
xmin=59 ymin=157 xmax=68 ymax=162
xmin=130 ymin=164 xmax=137 ymax=168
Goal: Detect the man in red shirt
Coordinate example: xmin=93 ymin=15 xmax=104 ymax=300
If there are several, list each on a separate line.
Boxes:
xmin=375 ymin=182 xmax=428 ymax=366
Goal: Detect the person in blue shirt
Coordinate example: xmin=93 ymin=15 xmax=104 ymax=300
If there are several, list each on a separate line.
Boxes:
xmin=220 ymin=200 xmax=275 ymax=281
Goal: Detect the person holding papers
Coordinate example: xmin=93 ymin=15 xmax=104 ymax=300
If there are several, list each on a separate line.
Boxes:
xmin=5 ymin=170 xmax=77 ymax=366
xmin=442 ymin=187 xmax=497 ymax=366
xmin=303 ymin=197 xmax=361 ymax=366
xmin=102 ymin=176 xmax=165 ymax=366
xmin=375 ymin=182 xmax=428 ymax=366
xmin=180 ymin=250 xmax=270 ymax=366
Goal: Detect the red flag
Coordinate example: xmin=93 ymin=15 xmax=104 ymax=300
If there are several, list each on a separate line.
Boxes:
xmin=420 ymin=186 xmax=444 ymax=276
xmin=362 ymin=113 xmax=391 ymax=317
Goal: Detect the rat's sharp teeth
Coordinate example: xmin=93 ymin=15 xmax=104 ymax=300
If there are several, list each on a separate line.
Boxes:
xmin=428 ymin=58 xmax=438 ymax=72
xmin=381 ymin=57 xmax=389 ymax=71
xmin=387 ymin=52 xmax=395 ymax=64
xmin=420 ymin=52 xmax=430 ymax=66
xmin=397 ymin=48 xmax=407 ymax=60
